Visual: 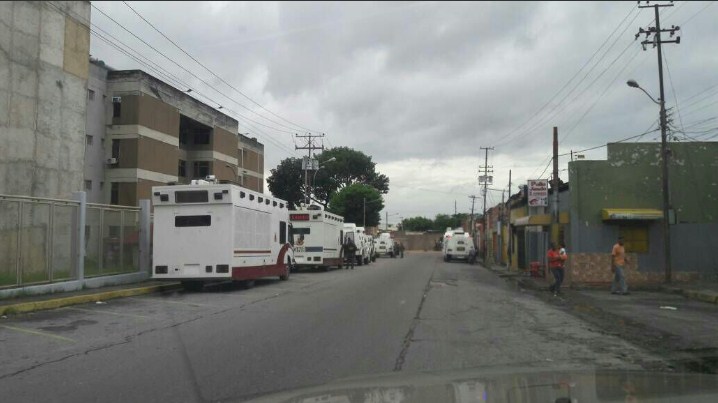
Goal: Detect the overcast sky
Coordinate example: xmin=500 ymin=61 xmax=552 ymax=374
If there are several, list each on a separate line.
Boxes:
xmin=90 ymin=1 xmax=718 ymax=225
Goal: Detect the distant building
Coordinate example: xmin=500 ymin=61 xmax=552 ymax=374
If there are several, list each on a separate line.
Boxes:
xmin=501 ymin=141 xmax=718 ymax=285
xmin=83 ymin=66 xmax=265 ymax=205
xmin=1 ymin=1 xmax=91 ymax=198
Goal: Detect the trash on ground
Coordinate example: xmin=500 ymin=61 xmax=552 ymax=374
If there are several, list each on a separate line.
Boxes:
xmin=95 ymin=301 xmax=107 ymax=305
xmin=659 ymin=306 xmax=677 ymax=310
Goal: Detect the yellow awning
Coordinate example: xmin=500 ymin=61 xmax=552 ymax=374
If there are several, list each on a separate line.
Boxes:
xmin=601 ymin=208 xmax=663 ymax=221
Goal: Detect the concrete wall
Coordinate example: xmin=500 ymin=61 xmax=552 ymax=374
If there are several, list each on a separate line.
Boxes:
xmin=569 ymin=142 xmax=718 ymax=278
xmin=84 ymin=61 xmax=108 ymax=203
xmin=1 ymin=1 xmax=90 ymax=198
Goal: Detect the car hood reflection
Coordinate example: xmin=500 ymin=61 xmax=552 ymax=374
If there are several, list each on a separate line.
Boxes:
xmin=241 ymin=366 xmax=718 ymax=403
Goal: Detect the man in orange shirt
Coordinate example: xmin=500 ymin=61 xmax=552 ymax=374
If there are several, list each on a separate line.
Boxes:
xmin=547 ymin=242 xmax=567 ymax=296
xmin=611 ymin=237 xmax=629 ymax=295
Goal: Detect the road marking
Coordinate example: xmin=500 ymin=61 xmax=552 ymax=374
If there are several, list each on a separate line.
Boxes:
xmin=0 ymin=325 xmax=75 ymax=343
xmin=64 ymin=307 xmax=149 ymax=319
xmin=128 ymin=297 xmax=218 ymax=308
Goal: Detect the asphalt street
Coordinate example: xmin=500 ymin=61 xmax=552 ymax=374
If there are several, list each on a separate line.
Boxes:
xmin=0 ymin=252 xmax=666 ymax=402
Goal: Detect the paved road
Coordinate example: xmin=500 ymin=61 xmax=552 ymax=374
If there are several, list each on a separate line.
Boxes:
xmin=0 ymin=252 xmax=664 ymax=402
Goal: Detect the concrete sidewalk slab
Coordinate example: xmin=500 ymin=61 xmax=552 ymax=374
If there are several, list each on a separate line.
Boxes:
xmin=0 ymin=281 xmax=182 ymax=316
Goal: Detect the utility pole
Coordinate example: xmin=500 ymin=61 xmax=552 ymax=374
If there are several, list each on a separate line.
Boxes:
xmin=295 ymin=133 xmax=325 ymax=205
xmin=363 ymin=197 xmax=366 ymax=227
xmin=479 ymin=146 xmax=494 ymax=265
xmin=469 ymin=195 xmax=478 ymax=249
xmin=552 ymin=127 xmax=559 ymax=225
xmin=636 ymin=1 xmax=680 ymax=283
xmin=507 ymin=169 xmax=512 ymax=269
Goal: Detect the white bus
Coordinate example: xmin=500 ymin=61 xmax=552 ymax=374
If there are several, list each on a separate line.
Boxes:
xmin=289 ymin=204 xmax=344 ymax=271
xmin=151 ymin=179 xmax=294 ymax=291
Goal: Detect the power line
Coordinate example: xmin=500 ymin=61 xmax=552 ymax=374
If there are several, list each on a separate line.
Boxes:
xmin=47 ymin=1 xmax=300 ymax=156
xmin=120 ymin=1 xmax=316 ymax=134
xmin=677 ymin=0 xmax=716 ymax=25
xmin=496 ymin=8 xmax=643 ymax=147
xmin=89 ymin=3 xmax=305 ymax=136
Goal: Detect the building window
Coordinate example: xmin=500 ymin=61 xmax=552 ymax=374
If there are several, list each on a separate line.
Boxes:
xmin=100 ymin=181 xmax=104 ymax=190
xmin=619 ymin=225 xmax=649 ymax=253
xmin=85 ymin=180 xmax=92 ymax=191
xmin=194 ymin=131 xmax=210 ymax=145
xmin=112 ymin=97 xmax=121 ymax=118
xmin=88 ymin=89 xmax=95 ymax=100
xmin=193 ymin=161 xmax=210 ymax=178
xmin=111 ymin=139 xmax=120 ymax=159
xmin=110 ymin=182 xmax=119 ymax=205
xmin=86 ymin=135 xmax=93 ymax=146
xmin=179 ymin=131 xmax=188 ymax=146
xmin=178 ymin=160 xmax=186 ymax=177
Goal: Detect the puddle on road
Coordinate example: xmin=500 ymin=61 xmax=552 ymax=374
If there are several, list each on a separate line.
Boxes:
xmin=39 ymin=319 xmax=97 ymax=332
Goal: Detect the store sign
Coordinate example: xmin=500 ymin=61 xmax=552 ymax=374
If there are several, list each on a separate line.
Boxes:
xmin=527 ymin=179 xmax=548 ymax=207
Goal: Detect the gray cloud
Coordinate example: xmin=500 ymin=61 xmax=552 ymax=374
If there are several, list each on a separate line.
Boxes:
xmin=91 ymin=1 xmax=718 ymax=219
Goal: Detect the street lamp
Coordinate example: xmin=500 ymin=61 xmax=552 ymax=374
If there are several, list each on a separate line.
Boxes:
xmin=225 ymin=164 xmax=239 ymax=185
xmin=627 ymin=78 xmax=672 ymax=283
xmin=309 ymin=157 xmax=336 ymax=205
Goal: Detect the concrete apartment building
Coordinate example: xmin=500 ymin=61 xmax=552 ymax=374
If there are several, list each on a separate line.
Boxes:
xmin=1 ymin=1 xmax=91 ymax=198
xmin=83 ymin=63 xmax=265 ymax=205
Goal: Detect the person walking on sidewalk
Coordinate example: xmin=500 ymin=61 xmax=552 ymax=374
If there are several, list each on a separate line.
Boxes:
xmin=548 ymin=242 xmax=567 ymax=296
xmin=611 ymin=236 xmax=629 ymax=295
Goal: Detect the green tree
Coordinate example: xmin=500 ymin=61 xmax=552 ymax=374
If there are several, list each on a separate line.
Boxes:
xmin=432 ymin=213 xmax=469 ymax=232
xmin=401 ymin=216 xmax=434 ymax=232
xmin=267 ymin=147 xmax=390 ymax=208
xmin=266 ymin=157 xmax=305 ymax=209
xmin=328 ymin=184 xmax=384 ymax=227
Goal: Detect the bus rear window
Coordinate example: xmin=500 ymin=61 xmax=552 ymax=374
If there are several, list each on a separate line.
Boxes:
xmin=175 ymin=215 xmax=211 ymax=227
xmin=290 ymin=228 xmax=310 ymax=235
xmin=175 ymin=191 xmax=208 ymax=203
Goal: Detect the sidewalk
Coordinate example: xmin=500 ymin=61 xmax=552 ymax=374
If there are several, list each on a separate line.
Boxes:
xmin=0 ymin=280 xmax=181 ymax=316
xmin=481 ymin=262 xmax=718 ymax=305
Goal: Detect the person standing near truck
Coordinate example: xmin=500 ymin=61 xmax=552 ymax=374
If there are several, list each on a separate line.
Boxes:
xmin=343 ymin=236 xmax=356 ymax=270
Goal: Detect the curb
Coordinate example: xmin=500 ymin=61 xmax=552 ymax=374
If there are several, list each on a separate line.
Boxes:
xmin=683 ymin=289 xmax=718 ymax=304
xmin=0 ymin=283 xmax=182 ymax=316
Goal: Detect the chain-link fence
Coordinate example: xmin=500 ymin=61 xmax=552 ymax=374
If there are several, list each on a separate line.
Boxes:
xmin=0 ymin=193 xmax=145 ymax=289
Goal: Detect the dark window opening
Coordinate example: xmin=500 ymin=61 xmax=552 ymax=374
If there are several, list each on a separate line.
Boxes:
xmin=112 ymin=100 xmax=121 ymax=118
xmin=88 ymin=89 xmax=95 ymax=100
xmin=178 ymin=160 xmax=186 ymax=177
xmin=279 ymin=221 xmax=287 ymax=244
xmin=290 ymin=227 xmax=310 ymax=235
xmin=111 ymin=139 xmax=120 ymax=159
xmin=249 ymin=194 xmax=255 ymax=201
xmin=110 ymin=182 xmax=119 ymax=205
xmin=179 ymin=131 xmax=188 ymax=146
xmin=193 ymin=161 xmax=210 ymax=178
xmin=240 ymin=192 xmax=246 ymax=198
xmin=175 ymin=190 xmax=208 ymax=203
xmin=258 ymin=197 xmax=263 ymax=203
xmin=194 ymin=131 xmax=210 ymax=145
xmin=175 ymin=215 xmax=211 ymax=227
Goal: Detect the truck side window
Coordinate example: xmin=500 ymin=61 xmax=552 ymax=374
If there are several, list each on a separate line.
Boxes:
xmin=279 ymin=221 xmax=287 ymax=244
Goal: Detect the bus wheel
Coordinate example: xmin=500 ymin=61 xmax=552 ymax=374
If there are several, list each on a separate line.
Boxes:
xmin=181 ymin=280 xmax=203 ymax=292
xmin=280 ymin=259 xmax=291 ymax=281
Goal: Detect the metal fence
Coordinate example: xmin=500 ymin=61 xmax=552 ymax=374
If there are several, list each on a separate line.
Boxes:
xmin=0 ymin=192 xmax=148 ymax=290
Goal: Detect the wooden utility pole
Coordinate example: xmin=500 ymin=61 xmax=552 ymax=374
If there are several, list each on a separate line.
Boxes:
xmin=479 ymin=146 xmax=494 ymax=264
xmin=507 ymin=169 xmax=512 ymax=268
xmin=636 ymin=1 xmax=680 ymax=283
xmin=295 ymin=133 xmax=325 ymax=205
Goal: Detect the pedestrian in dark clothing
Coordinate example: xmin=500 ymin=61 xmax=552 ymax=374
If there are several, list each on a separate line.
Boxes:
xmin=343 ymin=236 xmax=356 ymax=270
xmin=399 ymin=242 xmax=405 ymax=258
